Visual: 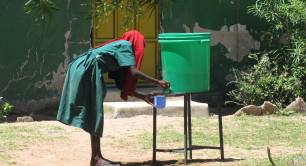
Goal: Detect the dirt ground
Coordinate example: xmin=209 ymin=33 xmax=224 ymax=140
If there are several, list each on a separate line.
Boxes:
xmin=0 ymin=115 xmax=304 ymax=166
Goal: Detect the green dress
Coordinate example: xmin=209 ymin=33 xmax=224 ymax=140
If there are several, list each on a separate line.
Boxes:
xmin=57 ymin=40 xmax=135 ymax=137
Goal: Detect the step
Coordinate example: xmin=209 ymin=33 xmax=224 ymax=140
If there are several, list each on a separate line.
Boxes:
xmin=103 ymin=98 xmax=209 ymax=118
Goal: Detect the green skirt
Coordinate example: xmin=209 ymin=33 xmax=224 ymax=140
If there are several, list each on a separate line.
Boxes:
xmin=57 ymin=50 xmax=106 ymax=137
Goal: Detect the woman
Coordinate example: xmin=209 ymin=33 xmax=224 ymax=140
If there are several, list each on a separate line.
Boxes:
xmin=57 ymin=30 xmax=169 ymax=166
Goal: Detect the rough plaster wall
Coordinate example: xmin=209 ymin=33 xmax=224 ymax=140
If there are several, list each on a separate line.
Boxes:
xmin=0 ymin=0 xmax=91 ymax=113
xmin=183 ymin=22 xmax=260 ymax=62
xmin=34 ymin=20 xmax=73 ymax=94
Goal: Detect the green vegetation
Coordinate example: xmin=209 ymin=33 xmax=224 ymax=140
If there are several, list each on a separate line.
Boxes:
xmin=227 ymin=0 xmax=306 ymax=110
xmin=94 ymin=0 xmax=173 ymax=27
xmin=0 ymin=97 xmax=13 ymax=119
xmin=224 ymin=115 xmax=306 ymax=149
xmin=24 ymin=0 xmax=174 ymax=27
xmin=240 ymin=153 xmax=306 ymax=166
xmin=24 ymin=0 xmax=58 ymax=22
xmin=139 ymin=115 xmax=306 ymax=154
xmin=139 ymin=126 xmax=184 ymax=150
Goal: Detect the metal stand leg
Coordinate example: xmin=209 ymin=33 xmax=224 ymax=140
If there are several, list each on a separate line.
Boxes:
xmin=153 ymin=107 xmax=157 ymax=165
xmin=184 ymin=94 xmax=188 ymax=165
xmin=218 ymin=102 xmax=224 ymax=161
xmin=151 ymin=94 xmax=225 ymax=165
xmin=187 ymin=93 xmax=192 ymax=159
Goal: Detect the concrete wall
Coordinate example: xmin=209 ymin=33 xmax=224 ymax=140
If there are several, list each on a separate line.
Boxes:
xmin=0 ymin=0 xmax=91 ymax=113
xmin=160 ymin=0 xmax=266 ymax=104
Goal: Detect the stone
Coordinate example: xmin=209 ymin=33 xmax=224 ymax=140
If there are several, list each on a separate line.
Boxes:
xmin=260 ymin=101 xmax=277 ymax=115
xmin=235 ymin=101 xmax=277 ymax=116
xmin=234 ymin=105 xmax=262 ymax=116
xmin=286 ymin=97 xmax=306 ymax=113
xmin=0 ymin=97 xmax=5 ymax=105
xmin=16 ymin=116 xmax=34 ymax=122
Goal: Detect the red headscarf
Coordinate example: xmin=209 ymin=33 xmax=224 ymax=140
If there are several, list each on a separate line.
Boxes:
xmin=95 ymin=30 xmax=145 ymax=100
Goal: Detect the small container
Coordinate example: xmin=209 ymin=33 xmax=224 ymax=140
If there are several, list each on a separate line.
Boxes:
xmin=154 ymin=95 xmax=166 ymax=109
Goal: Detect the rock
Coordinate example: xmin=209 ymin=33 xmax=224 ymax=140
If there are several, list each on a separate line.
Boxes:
xmin=16 ymin=116 xmax=34 ymax=122
xmin=260 ymin=101 xmax=277 ymax=115
xmin=286 ymin=97 xmax=306 ymax=113
xmin=0 ymin=97 xmax=5 ymax=105
xmin=235 ymin=105 xmax=262 ymax=116
xmin=235 ymin=101 xmax=277 ymax=116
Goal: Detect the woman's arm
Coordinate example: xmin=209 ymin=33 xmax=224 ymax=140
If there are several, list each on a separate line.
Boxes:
xmin=129 ymin=66 xmax=169 ymax=105
xmin=129 ymin=66 xmax=169 ymax=88
xmin=134 ymin=91 xmax=154 ymax=105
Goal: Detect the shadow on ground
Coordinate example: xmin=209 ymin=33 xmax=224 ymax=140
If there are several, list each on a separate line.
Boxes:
xmin=121 ymin=158 xmax=242 ymax=166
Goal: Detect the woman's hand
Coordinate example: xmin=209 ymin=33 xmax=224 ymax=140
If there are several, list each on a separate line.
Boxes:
xmin=158 ymin=80 xmax=170 ymax=89
xmin=130 ymin=66 xmax=170 ymax=89
xmin=134 ymin=92 xmax=154 ymax=106
xmin=142 ymin=94 xmax=154 ymax=106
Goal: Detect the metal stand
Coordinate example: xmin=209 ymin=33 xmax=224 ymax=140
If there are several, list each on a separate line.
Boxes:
xmin=153 ymin=107 xmax=157 ymax=164
xmin=152 ymin=93 xmax=224 ymax=165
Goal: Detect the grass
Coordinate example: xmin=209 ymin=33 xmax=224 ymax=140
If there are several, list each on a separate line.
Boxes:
xmin=138 ymin=126 xmax=184 ymax=150
xmin=0 ymin=122 xmax=67 ymax=163
xmin=223 ymin=115 xmax=306 ymax=149
xmin=0 ymin=114 xmax=305 ymax=165
xmin=138 ymin=114 xmax=306 ymax=164
xmin=240 ymin=153 xmax=306 ymax=166
xmin=139 ymin=114 xmax=306 ymax=149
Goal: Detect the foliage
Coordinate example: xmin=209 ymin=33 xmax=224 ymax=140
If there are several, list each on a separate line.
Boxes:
xmin=227 ymin=51 xmax=305 ymax=108
xmin=227 ymin=0 xmax=306 ymax=109
xmin=0 ymin=97 xmax=13 ymax=119
xmin=24 ymin=0 xmax=58 ymax=22
xmin=94 ymin=0 xmax=173 ymax=17
xmin=276 ymin=108 xmax=296 ymax=116
xmin=24 ymin=0 xmax=175 ymax=28
xmin=94 ymin=0 xmax=174 ymax=29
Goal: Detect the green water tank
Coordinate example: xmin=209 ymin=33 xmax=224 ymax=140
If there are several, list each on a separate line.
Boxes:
xmin=159 ymin=33 xmax=211 ymax=94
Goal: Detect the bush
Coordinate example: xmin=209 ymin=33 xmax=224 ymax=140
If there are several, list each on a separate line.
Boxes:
xmin=227 ymin=0 xmax=306 ymax=109
xmin=0 ymin=97 xmax=13 ymax=119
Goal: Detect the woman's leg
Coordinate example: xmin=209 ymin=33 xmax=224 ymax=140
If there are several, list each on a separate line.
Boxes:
xmin=90 ymin=134 xmax=103 ymax=166
xmin=90 ymin=134 xmax=120 ymax=166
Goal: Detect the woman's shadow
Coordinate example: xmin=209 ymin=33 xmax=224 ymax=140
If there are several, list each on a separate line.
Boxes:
xmin=120 ymin=158 xmax=242 ymax=166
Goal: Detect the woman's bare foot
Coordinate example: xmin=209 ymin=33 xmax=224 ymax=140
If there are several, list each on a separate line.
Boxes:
xmin=90 ymin=135 xmax=120 ymax=165
xmin=91 ymin=156 xmax=121 ymax=166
